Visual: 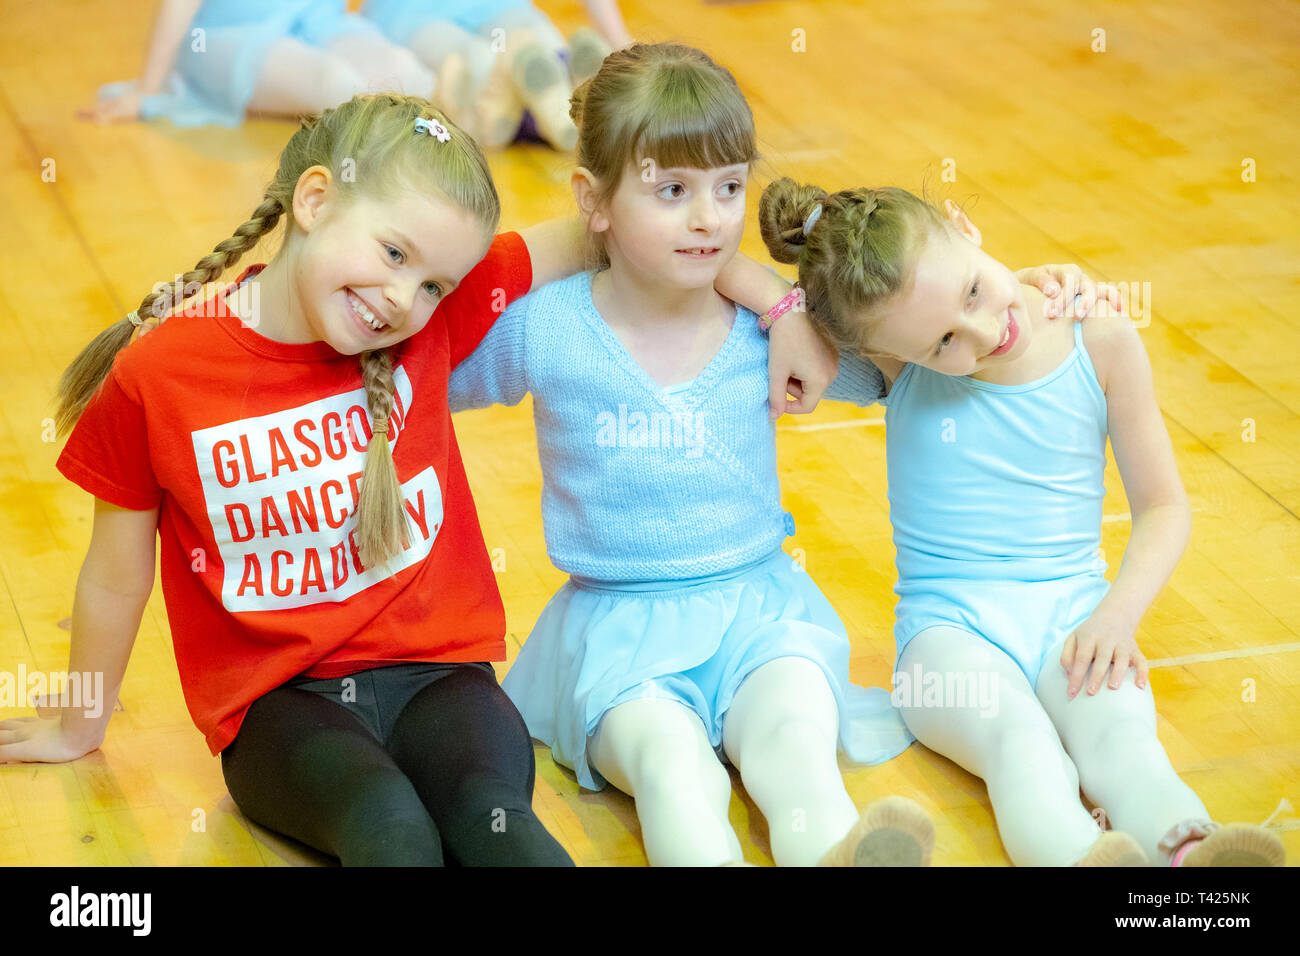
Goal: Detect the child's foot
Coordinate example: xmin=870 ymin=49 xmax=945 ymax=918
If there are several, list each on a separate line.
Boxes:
xmin=509 ymin=42 xmax=578 ymax=150
xmin=1178 ymin=825 xmax=1285 ymax=867
xmin=474 ymin=57 xmax=525 ymax=148
xmin=434 ymin=52 xmax=477 ymax=139
xmin=818 ymin=796 xmax=935 ymax=866
xmin=1073 ymin=831 xmax=1149 ymax=866
xmin=567 ymin=26 xmax=611 ymax=86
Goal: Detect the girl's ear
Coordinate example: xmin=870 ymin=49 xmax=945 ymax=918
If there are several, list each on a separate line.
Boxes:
xmin=572 ymin=167 xmax=610 ymax=233
xmin=293 ymin=165 xmax=335 ymax=232
xmin=942 ymin=199 xmax=982 ymax=247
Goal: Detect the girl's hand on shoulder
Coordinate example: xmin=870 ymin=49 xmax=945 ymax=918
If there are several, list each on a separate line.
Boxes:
xmin=1060 ymin=612 xmax=1150 ymax=698
xmin=1016 ymin=264 xmax=1126 ymax=321
xmin=76 ymin=85 xmax=144 ymax=125
xmin=0 ymin=713 xmax=99 ymax=764
xmin=768 ymin=306 xmax=838 ymax=418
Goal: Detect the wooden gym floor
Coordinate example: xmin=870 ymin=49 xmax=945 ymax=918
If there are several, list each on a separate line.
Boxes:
xmin=0 ymin=0 xmax=1296 ymax=865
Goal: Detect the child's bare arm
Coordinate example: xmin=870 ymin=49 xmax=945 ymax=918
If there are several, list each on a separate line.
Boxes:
xmin=0 ymin=499 xmax=157 ymax=762
xmin=78 ymin=0 xmax=202 ymax=124
xmin=714 ymin=252 xmax=838 ymax=416
xmin=139 ymin=0 xmax=203 ymax=95
xmin=518 ymin=216 xmax=587 ymax=293
xmin=1061 ymin=316 xmax=1190 ymax=696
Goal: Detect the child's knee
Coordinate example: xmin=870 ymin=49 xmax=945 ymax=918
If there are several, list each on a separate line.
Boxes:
xmin=990 ymin=723 xmax=1070 ymax=777
xmin=387 ymin=48 xmax=435 ymax=96
xmin=628 ymin=730 xmax=730 ymax=808
xmin=734 ymin=711 xmax=836 ymax=773
xmin=315 ymin=58 xmax=370 ymax=108
xmin=1071 ymin=711 xmax=1160 ymax=775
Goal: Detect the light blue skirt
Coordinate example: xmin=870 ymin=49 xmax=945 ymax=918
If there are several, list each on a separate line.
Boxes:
xmin=362 ymin=0 xmax=533 ymax=39
xmin=502 ymin=548 xmax=915 ymax=791
xmin=99 ymin=0 xmax=382 ymax=128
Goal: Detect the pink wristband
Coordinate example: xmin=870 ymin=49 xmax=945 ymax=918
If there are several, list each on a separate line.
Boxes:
xmin=758 ymin=288 xmax=803 ymax=333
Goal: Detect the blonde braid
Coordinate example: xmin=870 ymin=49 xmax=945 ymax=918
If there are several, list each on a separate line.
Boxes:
xmin=355 ymin=349 xmax=409 ymax=568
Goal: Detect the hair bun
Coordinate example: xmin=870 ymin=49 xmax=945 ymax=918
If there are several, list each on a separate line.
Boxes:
xmin=569 ymin=78 xmax=590 ymax=127
xmin=759 ymin=177 xmax=829 ymax=264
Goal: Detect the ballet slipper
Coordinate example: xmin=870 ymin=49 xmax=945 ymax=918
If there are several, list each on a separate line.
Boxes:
xmin=1072 ymin=831 xmax=1149 ymax=866
xmin=1179 ymin=825 xmax=1285 ymax=867
xmin=508 ymin=41 xmax=578 ymax=150
xmin=473 ymin=56 xmax=525 ymax=149
xmin=818 ymin=796 xmax=935 ymax=866
xmin=567 ymin=26 xmax=611 ymax=86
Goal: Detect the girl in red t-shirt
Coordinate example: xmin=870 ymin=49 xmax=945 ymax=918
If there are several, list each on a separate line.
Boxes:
xmin=4 ymin=94 xmax=578 ymax=866
xmin=0 ymin=92 xmax=833 ymax=866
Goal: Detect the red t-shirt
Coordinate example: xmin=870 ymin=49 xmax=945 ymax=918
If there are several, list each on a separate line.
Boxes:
xmin=57 ymin=232 xmax=532 ymax=755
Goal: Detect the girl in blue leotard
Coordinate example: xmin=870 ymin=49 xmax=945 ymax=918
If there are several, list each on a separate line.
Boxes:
xmin=80 ymin=0 xmax=436 ymax=128
xmin=747 ymin=178 xmax=1287 ymax=867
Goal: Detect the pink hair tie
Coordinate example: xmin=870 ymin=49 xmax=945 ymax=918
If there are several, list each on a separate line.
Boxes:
xmin=758 ymin=287 xmax=804 ymax=333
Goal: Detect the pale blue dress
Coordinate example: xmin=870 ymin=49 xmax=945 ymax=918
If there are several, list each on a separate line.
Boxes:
xmin=99 ymin=0 xmax=382 ymax=128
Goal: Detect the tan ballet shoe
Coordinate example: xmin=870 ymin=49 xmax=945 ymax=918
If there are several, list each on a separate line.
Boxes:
xmin=567 ymin=26 xmax=611 ymax=86
xmin=509 ymin=42 xmax=578 ymax=150
xmin=818 ymin=796 xmax=935 ymax=866
xmin=1073 ymin=831 xmax=1149 ymax=866
xmin=1179 ymin=825 xmax=1285 ymax=867
xmin=474 ymin=56 xmax=525 ymax=149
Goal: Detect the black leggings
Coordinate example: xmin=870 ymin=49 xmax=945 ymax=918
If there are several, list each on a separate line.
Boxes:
xmin=220 ymin=661 xmax=573 ymax=866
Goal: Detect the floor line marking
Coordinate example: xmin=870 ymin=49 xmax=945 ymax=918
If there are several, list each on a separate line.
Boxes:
xmin=1149 ymin=641 xmax=1300 ymax=668
xmin=780 ymin=418 xmax=886 ymax=432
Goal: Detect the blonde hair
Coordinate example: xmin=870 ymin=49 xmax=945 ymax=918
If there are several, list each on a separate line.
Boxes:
xmin=569 ymin=42 xmax=758 ymax=268
xmin=56 ymin=93 xmax=500 ymax=568
xmin=758 ymin=178 xmax=949 ymax=356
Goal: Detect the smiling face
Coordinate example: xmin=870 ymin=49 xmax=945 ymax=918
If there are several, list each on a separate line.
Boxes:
xmin=860 ymin=205 xmax=1032 ymax=377
xmin=282 ymin=166 xmax=492 ymax=353
xmin=586 ymin=160 xmax=749 ymax=290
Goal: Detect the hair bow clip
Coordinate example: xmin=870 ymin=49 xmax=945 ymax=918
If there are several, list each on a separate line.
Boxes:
xmin=802 ymin=203 xmax=823 ymax=236
xmin=413 ymin=116 xmax=450 ymax=143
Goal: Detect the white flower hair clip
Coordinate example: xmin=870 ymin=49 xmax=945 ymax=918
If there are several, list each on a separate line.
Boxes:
xmin=413 ymin=116 xmax=450 ymax=143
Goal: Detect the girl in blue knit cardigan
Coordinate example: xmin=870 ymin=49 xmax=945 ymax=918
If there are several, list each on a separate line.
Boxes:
xmin=449 ymin=43 xmax=1082 ymax=866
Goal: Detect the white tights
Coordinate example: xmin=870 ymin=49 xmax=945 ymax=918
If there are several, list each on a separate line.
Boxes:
xmin=589 ymin=656 xmax=861 ymax=866
xmin=245 ymin=33 xmax=436 ymax=119
xmin=897 ymin=626 xmax=1211 ymax=865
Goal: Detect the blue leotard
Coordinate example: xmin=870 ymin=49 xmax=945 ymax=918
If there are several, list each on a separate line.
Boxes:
xmin=883 ymin=321 xmax=1112 ymax=683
